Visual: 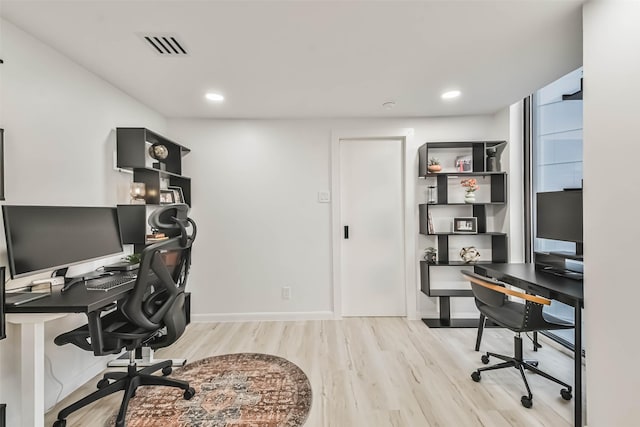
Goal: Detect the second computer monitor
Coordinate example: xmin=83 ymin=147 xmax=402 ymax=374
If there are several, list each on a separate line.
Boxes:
xmin=2 ymin=205 xmax=124 ymax=279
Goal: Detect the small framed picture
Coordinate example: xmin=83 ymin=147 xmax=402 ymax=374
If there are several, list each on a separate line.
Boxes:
xmin=455 ymin=154 xmax=473 ymax=172
xmin=168 ymin=186 xmax=185 ymax=204
xmin=453 ymin=217 xmax=478 ymax=234
xmin=159 ymin=189 xmax=175 ymax=204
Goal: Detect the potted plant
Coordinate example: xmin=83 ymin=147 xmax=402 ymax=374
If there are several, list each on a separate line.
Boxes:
xmin=124 ymin=253 xmax=141 ymax=264
xmin=423 ymin=247 xmax=438 ymax=263
xmin=428 ymin=158 xmax=442 ymax=173
xmin=460 ymin=178 xmax=479 ymax=203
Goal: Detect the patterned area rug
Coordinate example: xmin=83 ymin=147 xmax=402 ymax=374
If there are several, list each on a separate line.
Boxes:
xmin=107 ymin=353 xmax=312 ymax=427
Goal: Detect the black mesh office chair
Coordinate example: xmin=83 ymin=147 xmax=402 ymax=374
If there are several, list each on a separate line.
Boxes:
xmin=53 ymin=204 xmax=197 ymax=427
xmin=462 ymin=271 xmax=574 ymax=408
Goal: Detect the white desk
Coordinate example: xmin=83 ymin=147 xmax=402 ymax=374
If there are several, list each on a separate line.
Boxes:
xmin=7 ymin=313 xmax=66 ymax=427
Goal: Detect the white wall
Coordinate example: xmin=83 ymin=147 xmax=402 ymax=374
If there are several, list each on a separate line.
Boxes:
xmin=583 ymin=2 xmax=640 ymax=426
xmin=505 ymin=102 xmax=526 ymax=264
xmin=0 ymin=11 xmax=517 ymax=424
xmin=0 ymin=19 xmax=166 ymax=423
xmin=168 ymin=115 xmax=504 ymax=321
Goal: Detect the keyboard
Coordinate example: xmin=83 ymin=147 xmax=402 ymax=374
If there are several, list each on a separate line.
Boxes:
xmin=85 ymin=273 xmax=137 ymax=291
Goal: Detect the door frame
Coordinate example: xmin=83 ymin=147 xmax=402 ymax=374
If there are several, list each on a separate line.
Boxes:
xmin=330 ymin=128 xmax=417 ymax=320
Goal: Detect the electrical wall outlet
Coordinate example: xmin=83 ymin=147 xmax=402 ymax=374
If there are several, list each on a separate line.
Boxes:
xmin=281 ymin=286 xmax=291 ymax=300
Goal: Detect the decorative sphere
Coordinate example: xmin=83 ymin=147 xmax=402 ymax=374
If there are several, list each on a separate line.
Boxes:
xmin=149 ymin=144 xmax=169 ymax=160
xmin=460 ymin=246 xmax=481 ymax=263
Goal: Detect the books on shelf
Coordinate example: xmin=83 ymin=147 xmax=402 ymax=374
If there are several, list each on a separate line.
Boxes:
xmin=427 ymin=211 xmax=435 ymax=234
xmin=146 ymin=233 xmax=168 ymax=242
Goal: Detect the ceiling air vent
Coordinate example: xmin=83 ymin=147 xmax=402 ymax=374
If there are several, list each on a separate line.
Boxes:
xmin=140 ymin=34 xmax=188 ymax=56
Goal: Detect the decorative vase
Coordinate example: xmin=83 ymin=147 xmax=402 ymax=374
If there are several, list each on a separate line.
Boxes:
xmin=428 ymin=165 xmax=442 ymax=173
xmin=464 ymin=191 xmax=476 ymax=204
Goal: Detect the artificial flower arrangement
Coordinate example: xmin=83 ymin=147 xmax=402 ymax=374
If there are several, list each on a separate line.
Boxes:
xmin=460 ymin=178 xmax=479 ymax=193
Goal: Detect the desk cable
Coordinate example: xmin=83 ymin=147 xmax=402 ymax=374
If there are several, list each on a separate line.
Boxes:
xmin=45 ymin=354 xmax=64 ymax=405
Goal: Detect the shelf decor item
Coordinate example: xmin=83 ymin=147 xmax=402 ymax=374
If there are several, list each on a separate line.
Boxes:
xmin=427 ymin=211 xmax=435 ymax=234
xmin=461 ymin=178 xmax=479 ymax=203
xmin=427 ymin=185 xmax=437 ymax=204
xmin=486 ymin=147 xmax=498 ymax=171
xmin=160 ymin=189 xmax=175 ymax=204
xmin=460 ymin=246 xmax=481 ymax=263
xmin=427 ymin=157 xmax=442 ymax=173
xmin=423 ymin=247 xmax=437 ymax=263
xmin=453 ymin=217 xmax=478 ymax=234
xmin=455 ymin=154 xmax=472 ymax=172
xmin=168 ymin=185 xmax=185 ymax=204
xmin=130 ymin=182 xmax=146 ymax=204
xmin=148 ymin=143 xmax=169 ymax=160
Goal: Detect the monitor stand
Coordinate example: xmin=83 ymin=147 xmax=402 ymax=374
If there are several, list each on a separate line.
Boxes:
xmin=58 ymin=269 xmax=117 ymax=293
xmin=548 ymin=251 xmax=584 ymax=261
xmin=535 ymin=251 xmax=584 ymax=281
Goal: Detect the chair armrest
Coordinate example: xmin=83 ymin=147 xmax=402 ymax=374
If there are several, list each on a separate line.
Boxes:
xmin=461 ymin=271 xmax=551 ymax=306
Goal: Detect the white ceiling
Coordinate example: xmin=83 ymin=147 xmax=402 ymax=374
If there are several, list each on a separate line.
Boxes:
xmin=1 ymin=0 xmax=584 ymax=119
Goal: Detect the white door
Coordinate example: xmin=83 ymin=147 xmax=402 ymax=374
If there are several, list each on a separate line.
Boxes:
xmin=340 ymin=138 xmax=406 ymax=316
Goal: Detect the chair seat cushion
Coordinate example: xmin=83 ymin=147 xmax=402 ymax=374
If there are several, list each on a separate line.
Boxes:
xmin=55 ymin=309 xmax=161 ymax=355
xmin=477 ymin=300 xmax=573 ymax=332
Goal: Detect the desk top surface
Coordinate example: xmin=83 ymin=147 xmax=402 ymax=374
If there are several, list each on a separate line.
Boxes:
xmin=4 ymin=281 xmax=134 ymax=314
xmin=474 ymin=263 xmax=583 ymax=305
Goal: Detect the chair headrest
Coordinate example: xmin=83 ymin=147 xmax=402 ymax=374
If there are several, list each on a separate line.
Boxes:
xmin=148 ymin=204 xmax=189 ymax=233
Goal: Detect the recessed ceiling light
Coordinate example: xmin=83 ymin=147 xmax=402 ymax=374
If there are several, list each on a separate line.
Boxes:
xmin=205 ymin=93 xmax=224 ymax=102
xmin=441 ymin=90 xmax=461 ymax=100
xmin=382 ymin=101 xmax=396 ymax=110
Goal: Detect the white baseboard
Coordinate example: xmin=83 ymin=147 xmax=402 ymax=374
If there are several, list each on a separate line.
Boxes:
xmin=419 ymin=311 xmax=480 ymax=320
xmin=191 ymin=311 xmax=335 ymax=323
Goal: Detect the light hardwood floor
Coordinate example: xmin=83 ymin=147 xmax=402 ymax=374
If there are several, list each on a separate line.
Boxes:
xmin=45 ymin=318 xmax=584 ymax=426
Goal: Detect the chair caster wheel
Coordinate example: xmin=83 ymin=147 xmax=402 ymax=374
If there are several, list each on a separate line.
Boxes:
xmin=97 ymin=378 xmax=110 ymax=389
xmin=481 ymin=355 xmax=490 ymax=364
xmin=561 ymin=389 xmax=573 ymax=400
xmin=183 ymin=387 xmax=196 ymax=400
xmin=162 ymin=366 xmax=172 ymax=376
xmin=471 ymin=371 xmax=481 ymax=382
xmin=521 ymin=396 xmax=533 ymax=408
xmin=53 ymin=420 xmax=67 ymax=427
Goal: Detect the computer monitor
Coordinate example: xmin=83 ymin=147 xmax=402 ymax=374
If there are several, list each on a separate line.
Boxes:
xmin=536 ymin=190 xmax=583 ymax=244
xmin=2 ymin=205 xmax=124 ymax=279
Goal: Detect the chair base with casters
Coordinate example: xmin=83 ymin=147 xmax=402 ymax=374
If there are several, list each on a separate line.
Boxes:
xmin=471 ymin=333 xmax=572 ymax=408
xmin=462 ymin=271 xmax=574 ymax=409
xmin=53 ymin=350 xmax=195 ymax=427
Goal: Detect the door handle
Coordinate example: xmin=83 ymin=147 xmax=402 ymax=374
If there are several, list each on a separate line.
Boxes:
xmin=344 ymin=225 xmax=349 ymax=239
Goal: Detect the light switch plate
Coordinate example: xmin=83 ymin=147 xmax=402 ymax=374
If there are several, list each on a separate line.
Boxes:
xmin=318 ymin=191 xmax=331 ymax=203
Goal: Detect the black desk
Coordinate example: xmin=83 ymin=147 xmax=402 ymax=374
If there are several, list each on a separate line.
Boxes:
xmin=474 ymin=263 xmax=584 ymax=427
xmin=5 ymin=280 xmax=134 ymax=315
xmin=4 ymin=281 xmax=135 ymax=427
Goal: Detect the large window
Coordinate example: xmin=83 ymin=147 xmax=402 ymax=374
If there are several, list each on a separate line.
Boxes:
xmin=529 ymin=67 xmax=583 ymax=348
xmin=532 ymin=67 xmax=583 ymax=255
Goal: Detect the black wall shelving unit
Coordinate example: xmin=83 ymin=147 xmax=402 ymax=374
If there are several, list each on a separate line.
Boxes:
xmin=418 ymin=141 xmax=508 ymax=328
xmin=116 ymin=128 xmax=191 ymax=254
